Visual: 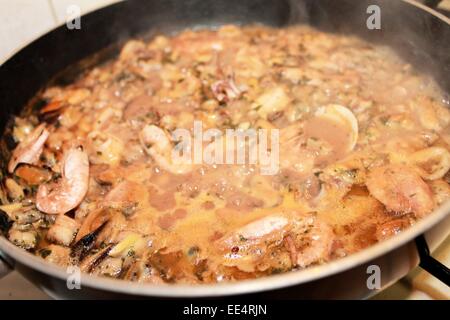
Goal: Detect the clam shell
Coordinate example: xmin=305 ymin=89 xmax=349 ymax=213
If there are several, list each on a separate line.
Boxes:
xmin=315 ymin=104 xmax=359 ymax=152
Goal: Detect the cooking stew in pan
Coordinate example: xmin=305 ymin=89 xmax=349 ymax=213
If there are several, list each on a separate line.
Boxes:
xmin=1 ymin=24 xmax=449 ymax=284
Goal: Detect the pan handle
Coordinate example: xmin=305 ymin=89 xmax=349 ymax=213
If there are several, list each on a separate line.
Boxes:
xmin=0 ymin=250 xmax=13 ymax=279
xmin=415 ymin=235 xmax=450 ymax=286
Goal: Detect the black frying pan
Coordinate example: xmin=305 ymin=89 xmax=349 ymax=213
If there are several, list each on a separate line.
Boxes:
xmin=0 ymin=0 xmax=449 ymax=299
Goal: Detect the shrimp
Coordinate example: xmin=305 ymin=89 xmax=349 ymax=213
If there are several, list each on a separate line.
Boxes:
xmin=139 ymin=124 xmax=193 ymax=174
xmin=295 ymin=218 xmax=335 ymax=268
xmin=36 ymin=148 xmax=89 ymax=214
xmin=375 ymin=217 xmax=412 ymax=241
xmin=216 ymin=215 xmax=290 ymax=272
xmin=8 ymin=123 xmax=49 ymax=173
xmin=366 ymin=164 xmax=435 ymax=218
xmin=217 ymin=215 xmax=290 ymax=250
xmin=216 ymin=213 xmax=334 ymax=271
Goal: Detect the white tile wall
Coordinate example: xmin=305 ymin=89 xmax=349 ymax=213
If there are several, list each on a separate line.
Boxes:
xmin=0 ymin=0 xmax=121 ymax=63
xmin=0 ymin=0 xmax=55 ymax=62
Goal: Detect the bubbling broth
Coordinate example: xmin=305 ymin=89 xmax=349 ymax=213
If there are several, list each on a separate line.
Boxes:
xmin=1 ymin=25 xmax=449 ymax=283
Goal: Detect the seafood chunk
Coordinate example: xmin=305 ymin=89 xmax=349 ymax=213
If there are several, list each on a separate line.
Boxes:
xmin=295 ymin=218 xmax=335 ymax=268
xmin=216 ymin=213 xmax=334 ymax=271
xmin=140 ymin=125 xmax=193 ymax=174
xmin=103 ymin=180 xmax=148 ymax=214
xmin=375 ymin=217 xmax=412 ymax=241
xmin=14 ymin=164 xmax=52 ymax=185
xmin=87 ymin=131 xmax=124 ymax=166
xmin=8 ymin=124 xmax=49 ymax=173
xmin=5 ymin=178 xmax=24 ymax=200
xmin=72 ymin=221 xmax=108 ymax=261
xmin=8 ymin=228 xmax=37 ymax=250
xmin=75 ymin=208 xmax=110 ymax=243
xmin=40 ymin=245 xmax=71 ymax=266
xmin=411 ymin=147 xmax=450 ymax=180
xmin=92 ymin=257 xmax=123 ymax=278
xmin=36 ymin=147 xmax=90 ymax=214
xmin=0 ymin=209 xmax=13 ymax=234
xmin=47 ymin=215 xmax=80 ymax=246
xmin=366 ymin=164 xmax=435 ymax=218
xmin=4 ymin=206 xmax=42 ymax=225
xmin=211 ymin=76 xmax=242 ymax=103
xmin=218 ymin=215 xmax=289 ymax=250
xmin=215 ymin=214 xmax=290 ymax=272
xmin=253 ymin=86 xmax=291 ymax=120
xmin=123 ymin=259 xmax=165 ymax=283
